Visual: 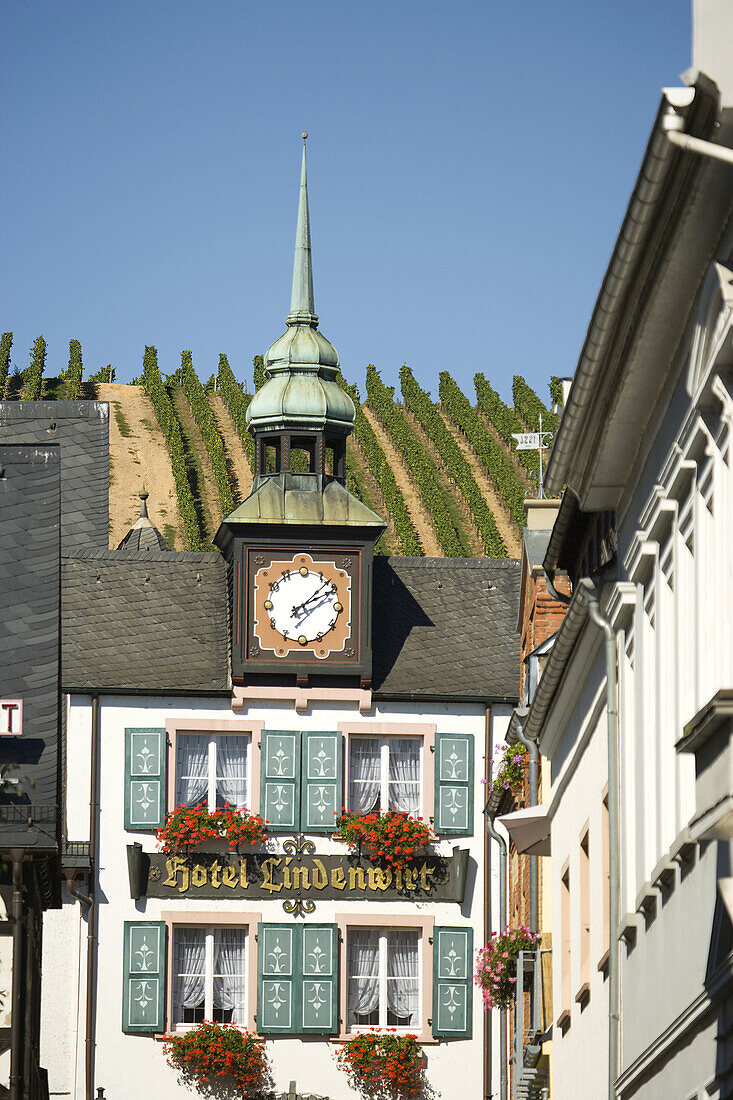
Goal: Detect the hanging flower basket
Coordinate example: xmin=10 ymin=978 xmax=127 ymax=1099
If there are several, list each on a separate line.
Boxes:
xmin=333 ymin=810 xmax=436 ymax=871
xmin=164 ymin=1022 xmax=271 ymax=1097
xmin=490 ymin=743 xmax=528 ymax=797
xmin=335 ymin=1032 xmax=425 ymax=1100
xmin=157 ymin=803 xmax=267 ymax=854
xmin=474 ymin=926 xmax=540 ymax=1009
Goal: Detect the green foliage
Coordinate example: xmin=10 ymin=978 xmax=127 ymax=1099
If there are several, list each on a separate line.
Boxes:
xmin=202 ymin=373 xmax=215 ymax=393
xmin=440 ymin=372 xmax=526 ymax=530
xmin=549 ymin=375 xmax=563 ymax=409
xmin=217 ymin=353 xmax=254 ymax=465
xmin=89 ymin=365 xmax=115 ymax=384
xmin=512 ymin=374 xmax=559 ymax=434
xmin=0 ymin=333 xmax=12 ymax=397
xmin=474 ymin=372 xmax=538 ymax=477
xmin=400 ymin=366 xmax=506 ymax=557
xmin=140 ymin=346 xmax=202 ymax=550
xmin=23 ymin=336 xmax=46 ymax=400
xmin=253 ymin=353 xmax=265 ymax=392
xmin=62 ymin=339 xmax=84 ymax=400
xmin=336 ymin=371 xmax=421 ymax=555
xmin=367 ymin=365 xmax=465 ymax=556
xmin=177 ymin=350 xmax=234 ymax=516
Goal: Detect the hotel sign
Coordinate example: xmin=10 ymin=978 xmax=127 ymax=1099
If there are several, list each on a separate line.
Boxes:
xmin=127 ymin=840 xmax=469 ymax=914
xmin=0 ymin=701 xmax=22 ymax=736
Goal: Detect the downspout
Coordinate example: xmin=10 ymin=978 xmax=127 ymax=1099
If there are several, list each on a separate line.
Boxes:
xmin=513 ymin=708 xmax=538 ymax=933
xmin=485 ymin=808 xmax=508 ymax=1100
xmin=662 ymin=106 xmax=733 ymax=165
xmin=579 ymin=580 xmax=620 ymax=1100
xmin=86 ymin=695 xmax=101 ymax=1100
xmin=9 ymin=852 xmax=24 ymax=1100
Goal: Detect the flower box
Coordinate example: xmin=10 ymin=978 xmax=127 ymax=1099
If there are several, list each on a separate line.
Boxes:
xmin=157 ymin=803 xmax=267 ymax=854
xmin=164 ymin=1021 xmax=270 ymax=1096
xmin=335 ymin=1031 xmax=425 ymax=1099
xmin=333 ymin=810 xmax=436 ymax=872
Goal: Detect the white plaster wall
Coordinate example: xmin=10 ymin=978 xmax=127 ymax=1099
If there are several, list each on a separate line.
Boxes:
xmin=43 ymin=693 xmax=495 ymax=1100
xmin=41 ymin=890 xmax=84 ymax=1097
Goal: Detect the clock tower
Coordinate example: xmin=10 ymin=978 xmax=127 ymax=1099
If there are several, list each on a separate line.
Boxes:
xmin=215 ymin=136 xmax=386 ymax=686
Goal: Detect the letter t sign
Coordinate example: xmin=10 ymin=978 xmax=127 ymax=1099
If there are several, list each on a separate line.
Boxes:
xmin=0 ymin=701 xmax=22 ymax=735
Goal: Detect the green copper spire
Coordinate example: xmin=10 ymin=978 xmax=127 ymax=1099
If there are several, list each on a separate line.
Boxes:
xmin=287 ymin=132 xmax=317 ymax=327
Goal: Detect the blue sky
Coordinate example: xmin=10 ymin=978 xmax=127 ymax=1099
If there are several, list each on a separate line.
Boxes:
xmin=1 ymin=1 xmax=690 ymax=404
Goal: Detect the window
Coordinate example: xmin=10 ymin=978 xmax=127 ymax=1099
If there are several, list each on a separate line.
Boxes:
xmin=579 ymin=829 xmax=590 ymax=989
xmin=348 ymin=737 xmax=421 ymax=815
xmin=347 ymin=929 xmax=420 ymax=1030
xmin=175 ymin=733 xmax=249 ymax=811
xmin=172 ymin=926 xmax=246 ymax=1027
xmin=560 ymin=863 xmax=570 ymax=1018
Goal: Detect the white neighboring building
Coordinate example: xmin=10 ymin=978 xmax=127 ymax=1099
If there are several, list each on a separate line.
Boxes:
xmin=40 ymin=144 xmax=521 ymax=1100
xmin=519 ymin=9 xmax=733 ymax=1099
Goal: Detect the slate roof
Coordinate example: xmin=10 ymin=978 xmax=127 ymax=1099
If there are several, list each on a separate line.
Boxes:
xmin=0 ymin=445 xmax=61 ymax=849
xmin=0 ymin=402 xmax=109 ymax=552
xmin=372 ymin=557 xmax=520 ymax=702
xmin=62 ymin=550 xmax=230 ymax=695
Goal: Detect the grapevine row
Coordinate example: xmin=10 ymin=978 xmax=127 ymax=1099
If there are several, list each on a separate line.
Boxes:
xmin=0 ymin=333 xmax=12 ymax=397
xmin=400 ymin=366 xmax=506 ymax=557
xmin=140 ymin=345 xmax=202 ymax=550
xmin=439 ymin=371 xmax=526 ymax=531
xmin=63 ymin=340 xmax=84 ymax=400
xmin=366 ymin=365 xmax=464 ymax=557
xmin=337 ymin=372 xmax=421 ymax=556
xmin=474 ymin=372 xmax=538 ymax=477
xmin=178 ymin=351 xmax=234 ymax=516
xmin=512 ymin=374 xmax=558 ymax=434
xmin=217 ymin=354 xmax=254 ymax=466
xmin=23 ymin=336 xmax=45 ymax=400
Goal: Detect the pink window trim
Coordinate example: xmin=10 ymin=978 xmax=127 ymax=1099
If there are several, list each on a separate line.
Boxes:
xmin=165 ymin=718 xmax=265 ymax=819
xmin=337 ymin=722 xmax=436 ymax=823
xmin=160 ymin=909 xmax=262 ymax=1036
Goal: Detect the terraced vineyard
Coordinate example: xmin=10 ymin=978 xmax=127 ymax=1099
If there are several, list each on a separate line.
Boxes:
xmin=0 ymin=331 xmax=561 ymax=558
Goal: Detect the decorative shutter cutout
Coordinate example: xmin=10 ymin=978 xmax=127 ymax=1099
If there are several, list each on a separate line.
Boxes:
xmin=302 ymin=732 xmax=342 ymax=833
xmin=122 ymin=921 xmax=166 ymax=1033
xmin=261 ymin=731 xmax=300 ymax=832
xmin=434 ymin=733 xmax=474 ymax=835
xmin=432 ymin=925 xmax=473 ymax=1039
xmin=258 ymin=924 xmax=296 ymax=1033
xmin=301 ymin=924 xmax=338 ymax=1034
xmin=124 ymin=728 xmax=166 ymax=831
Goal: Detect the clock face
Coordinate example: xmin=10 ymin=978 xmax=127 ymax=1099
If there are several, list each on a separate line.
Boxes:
xmin=250 ymin=551 xmax=355 ymax=661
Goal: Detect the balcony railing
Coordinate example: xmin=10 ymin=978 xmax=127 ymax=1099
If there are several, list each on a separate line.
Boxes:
xmin=512 ymin=948 xmax=551 ymax=1100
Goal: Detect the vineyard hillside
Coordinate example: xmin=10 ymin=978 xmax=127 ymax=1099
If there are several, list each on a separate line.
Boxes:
xmin=0 ymin=332 xmax=560 ymax=557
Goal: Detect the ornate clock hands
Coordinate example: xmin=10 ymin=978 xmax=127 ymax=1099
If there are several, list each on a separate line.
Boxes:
xmin=291 ymin=579 xmax=334 ymax=616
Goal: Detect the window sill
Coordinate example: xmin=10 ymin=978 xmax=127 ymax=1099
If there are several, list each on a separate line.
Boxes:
xmin=330 ymin=1032 xmax=440 ymax=1045
xmin=597 ymin=949 xmax=609 ymax=976
xmin=574 ymin=982 xmax=590 ymax=1007
xmin=556 ymin=1008 xmax=571 ymax=1032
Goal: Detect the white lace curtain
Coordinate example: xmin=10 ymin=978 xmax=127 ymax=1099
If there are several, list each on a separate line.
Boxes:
xmin=214 ymin=929 xmax=247 ymax=1024
xmin=347 ymin=930 xmax=379 ymax=1021
xmin=217 ymin=736 xmax=248 ymax=809
xmin=173 ymin=928 xmax=205 ymax=1023
xmin=387 ymin=931 xmax=419 ymax=1022
xmin=349 ymin=739 xmax=381 ymax=813
xmin=176 ymin=734 xmax=248 ymax=809
xmin=176 ymin=735 xmax=208 ymax=807
xmin=388 ymin=740 xmax=420 ymax=814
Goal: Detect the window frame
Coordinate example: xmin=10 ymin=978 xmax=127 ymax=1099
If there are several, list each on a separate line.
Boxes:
xmin=171 ymin=924 xmax=248 ymax=1029
xmin=166 ymin=719 xmax=264 ymax=818
xmin=335 ymin=913 xmax=435 ymax=1044
xmin=339 ymin=722 xmax=436 ymax=824
xmin=346 ymin=927 xmax=422 ymax=1033
xmin=162 ymin=910 xmax=261 ymax=1035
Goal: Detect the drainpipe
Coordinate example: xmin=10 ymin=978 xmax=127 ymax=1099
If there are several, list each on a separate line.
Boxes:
xmin=514 ymin=707 xmax=538 ymax=934
xmin=9 ymin=852 xmax=24 ymax=1100
xmin=579 ymin=580 xmax=620 ymax=1100
xmin=663 ymin=106 xmax=733 ymax=166
xmin=86 ymin=695 xmax=101 ymax=1100
xmin=486 ymin=810 xmax=508 ymax=1100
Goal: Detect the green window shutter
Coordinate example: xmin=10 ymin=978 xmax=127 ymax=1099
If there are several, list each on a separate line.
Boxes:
xmin=124 ymin=728 xmax=166 ymax=831
xmin=432 ymin=926 xmax=473 ymax=1039
xmin=301 ymin=924 xmax=338 ymax=1034
xmin=257 ymin=923 xmax=339 ymax=1035
xmin=434 ymin=733 xmax=474 ymax=835
xmin=122 ymin=921 xmax=166 ymax=1033
xmin=258 ymin=923 xmax=297 ymax=1033
xmin=260 ymin=731 xmax=301 ymax=832
xmin=301 ymin=732 xmax=342 ymax=833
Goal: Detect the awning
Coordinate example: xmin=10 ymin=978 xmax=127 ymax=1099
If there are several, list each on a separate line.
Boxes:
xmin=497 ymin=804 xmax=551 ymax=856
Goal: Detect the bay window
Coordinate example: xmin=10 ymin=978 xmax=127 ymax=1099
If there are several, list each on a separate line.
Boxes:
xmin=172 ymin=926 xmax=247 ymax=1026
xmin=175 ymin=733 xmax=249 ymax=810
xmin=348 ymin=737 xmax=421 ymax=815
xmin=347 ymin=928 xmax=420 ymax=1030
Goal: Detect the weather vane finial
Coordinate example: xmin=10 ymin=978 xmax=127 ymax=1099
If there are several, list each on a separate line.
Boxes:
xmin=302 ymin=130 xmax=308 ymax=142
